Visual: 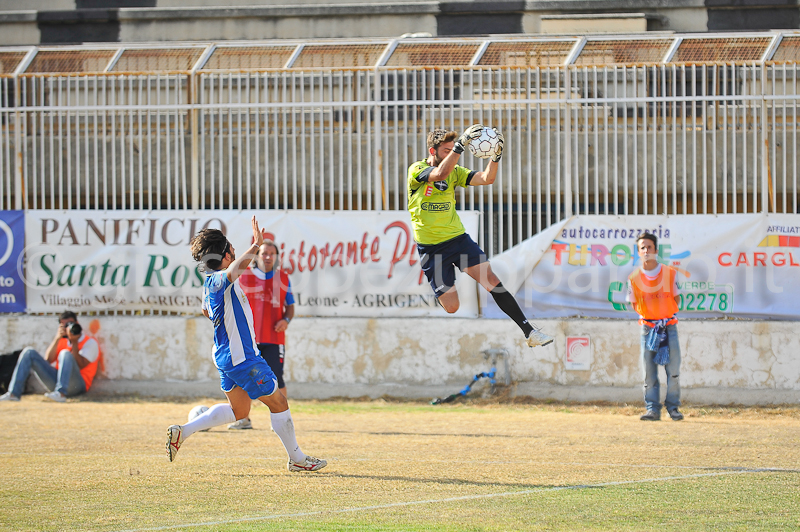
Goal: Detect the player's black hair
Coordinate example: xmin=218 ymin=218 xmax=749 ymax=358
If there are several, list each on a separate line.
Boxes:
xmin=637 ymin=232 xmax=658 ymax=249
xmin=58 ymin=310 xmax=78 ymax=322
xmin=190 ymin=228 xmax=230 ymax=271
xmin=427 ymin=129 xmax=458 ymax=150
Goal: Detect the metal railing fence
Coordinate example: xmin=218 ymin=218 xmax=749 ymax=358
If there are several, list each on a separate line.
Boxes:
xmin=2 ymin=62 xmax=799 ymax=255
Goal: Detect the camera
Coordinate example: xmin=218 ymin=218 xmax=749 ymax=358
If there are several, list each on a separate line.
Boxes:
xmin=68 ymin=322 xmax=82 ymax=337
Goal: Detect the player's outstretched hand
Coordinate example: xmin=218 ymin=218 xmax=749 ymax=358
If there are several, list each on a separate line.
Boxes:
xmin=251 ymin=216 xmax=263 ymax=247
xmin=454 ymin=124 xmax=484 ymax=154
xmin=491 ymin=129 xmax=504 ymax=162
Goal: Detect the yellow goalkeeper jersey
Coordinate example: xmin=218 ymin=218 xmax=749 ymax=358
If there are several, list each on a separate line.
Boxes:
xmin=407 ymin=160 xmax=476 ymax=245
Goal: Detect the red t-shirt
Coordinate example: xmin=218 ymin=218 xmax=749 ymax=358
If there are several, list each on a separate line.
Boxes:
xmin=238 ymin=267 xmax=292 ymax=345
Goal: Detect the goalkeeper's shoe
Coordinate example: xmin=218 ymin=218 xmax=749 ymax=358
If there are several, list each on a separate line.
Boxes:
xmin=526 ymin=328 xmax=554 ymax=348
xmin=288 ymin=455 xmax=327 ymax=472
xmin=166 ymin=425 xmax=184 ymax=462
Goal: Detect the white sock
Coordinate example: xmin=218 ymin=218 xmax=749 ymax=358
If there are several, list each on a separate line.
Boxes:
xmin=270 ymin=409 xmax=306 ymax=463
xmin=182 ymin=403 xmax=235 ymax=438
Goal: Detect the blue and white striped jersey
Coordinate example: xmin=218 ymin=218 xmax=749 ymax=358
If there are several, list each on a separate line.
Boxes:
xmin=202 ymin=270 xmax=259 ymax=369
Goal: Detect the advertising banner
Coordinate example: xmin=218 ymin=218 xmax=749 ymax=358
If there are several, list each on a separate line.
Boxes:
xmin=485 ymin=214 xmax=800 ymax=320
xmin=0 ymin=210 xmax=26 ymax=313
xmin=24 ymin=210 xmax=479 ymax=317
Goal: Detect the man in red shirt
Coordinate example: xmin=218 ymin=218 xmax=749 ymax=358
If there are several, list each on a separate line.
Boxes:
xmin=233 ymin=238 xmax=295 ymax=429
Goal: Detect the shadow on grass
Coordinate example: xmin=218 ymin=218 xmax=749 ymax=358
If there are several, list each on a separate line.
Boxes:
xmin=75 ymin=393 xmax=800 ymax=420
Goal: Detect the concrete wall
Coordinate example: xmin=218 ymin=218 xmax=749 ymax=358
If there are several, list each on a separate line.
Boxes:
xmin=0 ymin=11 xmax=39 ymax=46
xmin=0 ymin=0 xmax=796 ymax=46
xmin=119 ymin=8 xmax=439 ymax=43
xmin=2 ymin=315 xmax=797 ymax=405
xmin=539 ymin=14 xmax=648 ymax=35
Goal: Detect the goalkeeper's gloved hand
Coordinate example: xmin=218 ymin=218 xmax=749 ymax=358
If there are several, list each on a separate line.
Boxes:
xmin=453 ymin=124 xmax=484 ymax=154
xmin=491 ymin=129 xmax=504 ymax=162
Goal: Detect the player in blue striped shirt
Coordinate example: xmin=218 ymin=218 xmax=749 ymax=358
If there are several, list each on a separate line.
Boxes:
xmin=166 ymin=216 xmax=326 ymax=472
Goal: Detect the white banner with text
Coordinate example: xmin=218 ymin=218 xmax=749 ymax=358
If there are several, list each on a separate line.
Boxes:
xmin=484 ymin=214 xmax=800 ymax=320
xmin=24 ymin=210 xmax=480 ymax=317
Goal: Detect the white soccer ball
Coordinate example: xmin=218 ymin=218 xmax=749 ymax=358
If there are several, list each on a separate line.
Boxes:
xmin=188 ymin=405 xmax=209 ymax=431
xmin=468 ymin=127 xmax=500 ymax=159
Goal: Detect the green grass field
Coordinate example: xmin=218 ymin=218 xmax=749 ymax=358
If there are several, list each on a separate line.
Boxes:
xmin=1 ymin=396 xmax=798 ymax=531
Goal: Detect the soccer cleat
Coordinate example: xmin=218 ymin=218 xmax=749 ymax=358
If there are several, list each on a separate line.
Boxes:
xmin=0 ymin=392 xmax=20 ymax=402
xmin=43 ymin=391 xmax=66 ymax=403
xmin=287 ymin=455 xmax=327 ymax=472
xmin=227 ymin=418 xmax=253 ymax=430
xmin=526 ymin=328 xmax=554 ymax=348
xmin=166 ymin=425 xmax=184 ymax=462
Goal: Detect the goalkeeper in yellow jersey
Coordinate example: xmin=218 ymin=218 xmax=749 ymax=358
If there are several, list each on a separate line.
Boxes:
xmin=407 ymin=126 xmax=553 ymax=348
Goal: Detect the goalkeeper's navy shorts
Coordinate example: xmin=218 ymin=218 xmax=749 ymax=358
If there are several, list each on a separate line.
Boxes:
xmin=416 ymin=233 xmax=487 ymax=297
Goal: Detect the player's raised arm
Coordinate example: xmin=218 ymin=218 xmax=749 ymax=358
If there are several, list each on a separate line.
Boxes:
xmin=425 ymin=124 xmax=484 ymax=182
xmin=226 ymin=216 xmax=264 ymax=283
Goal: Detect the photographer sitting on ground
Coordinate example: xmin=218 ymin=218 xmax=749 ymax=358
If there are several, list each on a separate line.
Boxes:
xmin=0 ymin=311 xmax=101 ymax=403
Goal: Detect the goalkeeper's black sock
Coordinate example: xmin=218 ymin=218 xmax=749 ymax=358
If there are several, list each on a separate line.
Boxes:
xmin=490 ymin=283 xmax=534 ymax=337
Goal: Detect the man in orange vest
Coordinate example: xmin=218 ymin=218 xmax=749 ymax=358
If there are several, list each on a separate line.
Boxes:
xmin=0 ymin=311 xmax=101 ymax=403
xmin=626 ymin=233 xmax=684 ymax=422
xmin=232 ymin=238 xmax=295 ymax=429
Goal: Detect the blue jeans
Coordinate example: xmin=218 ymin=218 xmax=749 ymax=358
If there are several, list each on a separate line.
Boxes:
xmin=8 ymin=347 xmax=86 ymax=398
xmin=640 ymin=323 xmax=681 ymax=413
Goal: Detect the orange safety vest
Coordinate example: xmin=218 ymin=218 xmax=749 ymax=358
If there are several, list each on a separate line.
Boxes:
xmin=628 ymin=265 xmax=679 ymax=326
xmin=54 ymin=334 xmax=102 ymax=391
xmin=239 ymin=268 xmax=290 ymax=345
